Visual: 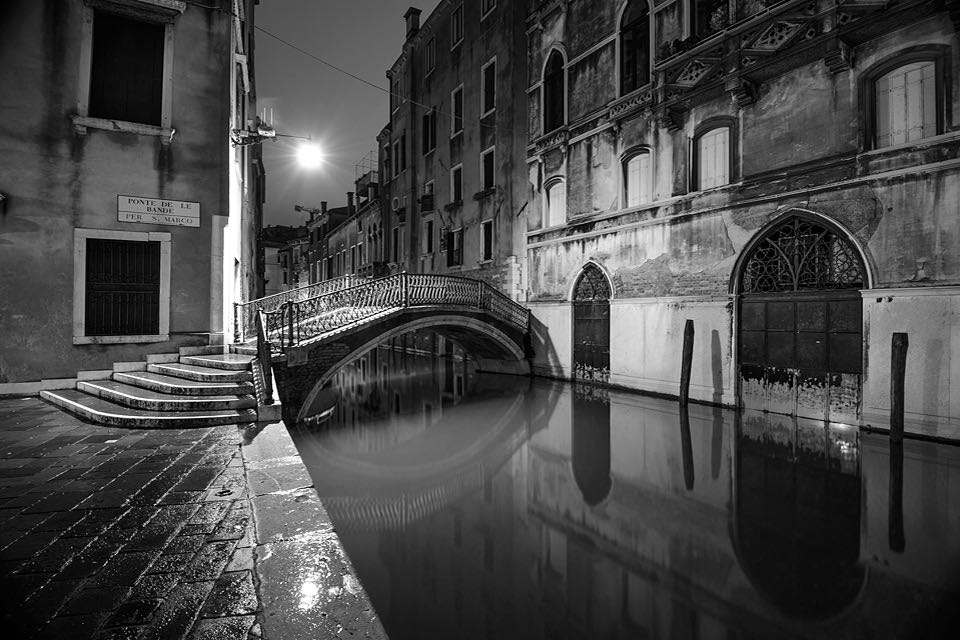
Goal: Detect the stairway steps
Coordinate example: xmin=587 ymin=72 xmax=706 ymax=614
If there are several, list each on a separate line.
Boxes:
xmin=41 ymin=389 xmax=257 ymax=428
xmin=78 ymin=380 xmax=256 ymax=412
xmin=147 ymin=363 xmax=253 ymax=383
xmin=114 ymin=371 xmax=254 ymax=396
xmin=179 ymin=354 xmax=255 ymax=371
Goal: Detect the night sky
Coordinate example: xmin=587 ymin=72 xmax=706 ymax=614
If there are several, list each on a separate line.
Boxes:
xmin=256 ymin=0 xmax=440 ymax=227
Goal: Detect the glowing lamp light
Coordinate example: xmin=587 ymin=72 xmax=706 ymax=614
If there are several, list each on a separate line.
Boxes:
xmin=297 ymin=143 xmax=324 ymax=169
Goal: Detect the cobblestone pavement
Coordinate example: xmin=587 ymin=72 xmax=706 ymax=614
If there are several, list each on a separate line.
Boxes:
xmin=0 ymin=398 xmax=262 ymax=640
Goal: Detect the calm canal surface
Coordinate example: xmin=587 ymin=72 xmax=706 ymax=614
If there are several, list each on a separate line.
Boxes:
xmin=289 ymin=331 xmax=960 ymax=640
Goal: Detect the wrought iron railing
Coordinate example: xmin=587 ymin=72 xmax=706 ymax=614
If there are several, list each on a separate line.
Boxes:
xmin=233 ymin=275 xmax=367 ymax=343
xmin=259 ymin=273 xmax=530 ymax=351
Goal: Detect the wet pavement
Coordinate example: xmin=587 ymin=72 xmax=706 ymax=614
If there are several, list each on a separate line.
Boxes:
xmin=0 ymin=397 xmax=384 ymax=640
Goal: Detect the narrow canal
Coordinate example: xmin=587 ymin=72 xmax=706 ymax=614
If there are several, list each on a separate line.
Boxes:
xmin=289 ymin=330 xmax=960 ymax=640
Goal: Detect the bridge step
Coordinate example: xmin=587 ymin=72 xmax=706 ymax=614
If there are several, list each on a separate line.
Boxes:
xmin=77 ymin=380 xmax=256 ymax=412
xmin=179 ymin=354 xmax=255 ymax=371
xmin=113 ymin=371 xmax=254 ymax=396
xmin=40 ymin=389 xmax=257 ymax=428
xmin=147 ymin=363 xmax=253 ymax=383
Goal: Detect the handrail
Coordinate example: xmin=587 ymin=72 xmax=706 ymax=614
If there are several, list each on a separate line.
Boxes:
xmin=260 ymin=273 xmax=530 ymax=351
xmin=234 ymin=274 xmax=367 ymax=342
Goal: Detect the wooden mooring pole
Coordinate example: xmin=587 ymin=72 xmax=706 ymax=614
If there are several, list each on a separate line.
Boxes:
xmin=890 ymin=332 xmax=908 ymax=444
xmin=679 ymin=319 xmax=695 ymax=405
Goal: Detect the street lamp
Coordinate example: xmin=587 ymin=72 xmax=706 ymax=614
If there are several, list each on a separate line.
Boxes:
xmin=296 ymin=143 xmax=324 ymax=169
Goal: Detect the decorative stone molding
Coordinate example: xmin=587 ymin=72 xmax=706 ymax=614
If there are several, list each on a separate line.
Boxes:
xmin=531 ymin=127 xmax=569 ymax=155
xmin=823 ymin=39 xmax=853 ymax=74
xmin=725 ymin=77 xmax=758 ymax=108
xmin=657 ymin=106 xmax=684 ymax=133
xmin=608 ymin=89 xmax=654 ymax=121
xmin=84 ymin=0 xmax=185 ymax=22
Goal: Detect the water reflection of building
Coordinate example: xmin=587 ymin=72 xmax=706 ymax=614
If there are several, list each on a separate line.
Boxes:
xmin=298 ymin=371 xmax=960 ymax=639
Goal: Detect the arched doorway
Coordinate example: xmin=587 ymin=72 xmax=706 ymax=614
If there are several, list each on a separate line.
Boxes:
xmin=737 ymin=214 xmax=866 ymax=422
xmin=572 ymin=263 xmax=611 ymax=384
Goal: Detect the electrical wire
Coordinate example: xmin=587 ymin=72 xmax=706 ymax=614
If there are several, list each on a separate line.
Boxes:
xmin=178 ymin=0 xmax=524 ymax=136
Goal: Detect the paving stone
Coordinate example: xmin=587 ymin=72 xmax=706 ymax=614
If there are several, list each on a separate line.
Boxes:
xmin=183 ymin=541 xmax=237 ymax=582
xmin=160 ymin=491 xmax=206 ymax=506
xmin=78 ymin=489 xmax=133 ymax=510
xmin=35 ymin=509 xmax=89 ymax=532
xmin=163 ymin=535 xmax=207 ymax=556
xmin=18 ymin=536 xmax=94 ymax=573
xmin=36 ymin=612 xmax=106 ymax=640
xmin=107 ymin=599 xmax=163 ymax=627
xmin=148 ymin=553 xmax=194 ymax=574
xmin=0 ymin=529 xmax=60 ymax=559
xmin=142 ymin=580 xmax=215 ymax=640
xmin=23 ymin=491 xmax=91 ymax=513
xmin=223 ymin=547 xmax=253 ymax=573
xmin=113 ymin=507 xmax=158 ymax=530
xmin=62 ymin=585 xmax=130 ymax=615
xmin=129 ymin=573 xmax=180 ymax=600
xmin=174 ymin=467 xmax=225 ymax=492
xmin=125 ymin=524 xmax=181 ymax=553
xmin=21 ymin=579 xmax=84 ymax=627
xmin=200 ymin=571 xmax=257 ymax=618
xmin=188 ymin=615 xmax=256 ymax=640
xmin=148 ymin=504 xmax=200 ymax=527
xmin=93 ymin=551 xmax=160 ymax=587
xmin=1 ymin=570 xmax=52 ymax=604
xmin=95 ymin=623 xmax=145 ymax=640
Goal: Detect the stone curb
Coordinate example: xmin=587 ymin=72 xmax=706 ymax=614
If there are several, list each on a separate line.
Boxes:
xmin=239 ymin=421 xmax=387 ymax=639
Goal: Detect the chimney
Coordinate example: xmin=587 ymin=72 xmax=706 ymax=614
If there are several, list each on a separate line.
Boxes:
xmin=321 ymin=201 xmax=328 ymax=215
xmin=404 ymin=7 xmax=421 ymax=39
xmin=347 ymin=192 xmax=355 ymax=216
xmin=368 ymin=185 xmax=377 ymax=201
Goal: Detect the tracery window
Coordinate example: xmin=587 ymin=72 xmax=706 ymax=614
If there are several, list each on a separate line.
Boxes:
xmin=573 ymin=263 xmax=612 ymax=301
xmin=543 ymin=50 xmax=566 ymax=134
xmin=740 ymin=216 xmax=864 ymax=294
xmin=620 ymin=1 xmax=650 ymax=94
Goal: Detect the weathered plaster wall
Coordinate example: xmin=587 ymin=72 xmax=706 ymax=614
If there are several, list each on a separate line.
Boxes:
xmin=0 ymin=0 xmax=232 ymax=383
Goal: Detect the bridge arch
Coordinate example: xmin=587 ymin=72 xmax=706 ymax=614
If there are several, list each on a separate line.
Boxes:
xmin=296 ymin=314 xmax=527 ymax=422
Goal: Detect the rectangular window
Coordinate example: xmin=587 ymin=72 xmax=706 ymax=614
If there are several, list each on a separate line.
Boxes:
xmin=481 ymin=220 xmax=493 ymax=261
xmin=451 ymin=3 xmax=464 ymax=48
xmin=545 ymin=180 xmax=566 ymax=228
xmin=481 ymin=0 xmax=497 ymax=20
xmin=400 ymin=132 xmax=407 ymax=171
xmin=698 ymin=127 xmax=729 ymax=190
xmin=422 ymin=180 xmax=435 ymax=211
xmin=424 ymin=219 xmax=435 ymax=254
xmin=425 ymin=38 xmax=436 ymax=75
xmin=90 ymin=11 xmax=165 ymax=126
xmin=876 ymin=61 xmax=937 ymax=148
xmin=451 ymin=85 xmax=464 ymax=136
xmin=392 ymin=227 xmax=400 ymax=262
xmin=391 ymin=76 xmax=401 ymax=113
xmin=447 ymin=228 xmax=463 ymax=267
xmin=85 ymin=238 xmax=160 ymax=336
xmin=625 ymin=152 xmax=652 ymax=207
xmin=392 ymin=139 xmax=401 ymax=177
xmin=422 ymin=109 xmax=437 ymax=154
xmin=481 ymin=58 xmax=496 ymax=116
xmin=481 ymin=147 xmax=495 ymax=190
xmin=451 ymin=164 xmax=463 ymax=202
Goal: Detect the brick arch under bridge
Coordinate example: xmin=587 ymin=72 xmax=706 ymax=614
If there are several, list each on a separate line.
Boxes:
xmin=269 ymin=308 xmax=530 ymax=424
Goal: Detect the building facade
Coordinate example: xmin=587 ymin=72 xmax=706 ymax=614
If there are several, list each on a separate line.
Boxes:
xmin=0 ymin=0 xmax=263 ymax=390
xmin=383 ymin=1 xmax=530 ymax=300
xmin=524 ymin=0 xmax=960 ymax=439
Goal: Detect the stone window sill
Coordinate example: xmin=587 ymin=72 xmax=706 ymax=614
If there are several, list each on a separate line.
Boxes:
xmin=72 ymin=115 xmax=175 ymax=143
xmin=74 ymin=333 xmax=169 ymax=345
xmin=473 ymin=188 xmax=496 ymax=200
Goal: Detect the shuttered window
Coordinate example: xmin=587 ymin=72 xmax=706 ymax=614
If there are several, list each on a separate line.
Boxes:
xmin=698 ymin=127 xmax=729 ymax=190
xmin=89 ymin=11 xmax=165 ymax=126
xmin=546 ymin=180 xmax=566 ymax=227
xmin=876 ymin=61 xmax=937 ymax=148
xmin=624 ymin=151 xmax=652 ymax=207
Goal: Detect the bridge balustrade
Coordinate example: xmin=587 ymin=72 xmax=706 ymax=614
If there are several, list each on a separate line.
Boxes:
xmin=257 ymin=273 xmax=529 ymax=352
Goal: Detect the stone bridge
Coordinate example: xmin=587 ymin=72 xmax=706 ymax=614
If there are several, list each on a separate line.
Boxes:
xmin=247 ymin=274 xmax=531 ymax=423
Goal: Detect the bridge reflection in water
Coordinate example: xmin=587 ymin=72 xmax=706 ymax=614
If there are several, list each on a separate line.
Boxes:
xmin=289 ymin=330 xmax=960 ymax=640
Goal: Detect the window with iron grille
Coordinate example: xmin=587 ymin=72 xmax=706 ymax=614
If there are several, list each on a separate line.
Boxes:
xmin=85 ymin=239 xmax=160 ymax=336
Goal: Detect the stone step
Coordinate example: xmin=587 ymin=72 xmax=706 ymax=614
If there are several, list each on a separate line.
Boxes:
xmin=145 ymin=353 xmax=181 ymax=364
xmin=178 ymin=345 xmax=229 ymax=357
xmin=114 ymin=371 xmax=254 ymax=396
xmin=40 ymin=389 xmax=257 ymax=428
xmin=78 ymin=380 xmax=256 ymax=412
xmin=147 ymin=363 xmax=253 ymax=383
xmin=179 ymin=353 xmax=255 ymax=371
xmin=230 ymin=343 xmax=258 ymax=356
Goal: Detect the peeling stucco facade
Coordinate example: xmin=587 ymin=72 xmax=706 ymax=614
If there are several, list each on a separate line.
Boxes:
xmin=524 ymin=0 xmax=960 ymax=440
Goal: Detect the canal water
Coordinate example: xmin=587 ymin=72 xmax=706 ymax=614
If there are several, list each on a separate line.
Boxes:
xmin=289 ymin=331 xmax=960 ymax=640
